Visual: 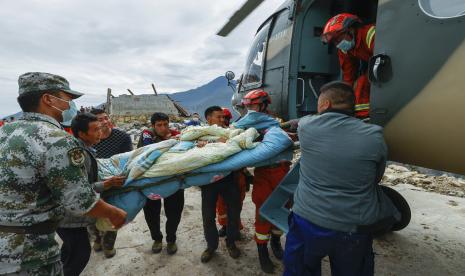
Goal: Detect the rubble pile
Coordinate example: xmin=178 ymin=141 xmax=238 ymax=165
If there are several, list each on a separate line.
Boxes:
xmin=383 ymin=164 xmax=465 ymax=198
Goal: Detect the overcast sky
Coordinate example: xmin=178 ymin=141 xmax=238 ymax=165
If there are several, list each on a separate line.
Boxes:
xmin=0 ymin=0 xmax=283 ymax=117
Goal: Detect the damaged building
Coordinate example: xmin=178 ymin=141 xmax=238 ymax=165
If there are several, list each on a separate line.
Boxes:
xmin=105 ymin=87 xmax=190 ymax=124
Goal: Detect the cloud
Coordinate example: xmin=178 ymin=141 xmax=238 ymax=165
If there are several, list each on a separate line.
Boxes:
xmin=0 ymin=0 xmax=283 ymax=117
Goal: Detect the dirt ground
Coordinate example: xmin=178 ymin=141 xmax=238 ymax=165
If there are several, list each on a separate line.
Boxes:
xmin=81 ymin=165 xmax=465 ymax=276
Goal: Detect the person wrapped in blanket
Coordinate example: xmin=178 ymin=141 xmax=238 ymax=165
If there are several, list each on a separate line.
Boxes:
xmin=137 ymin=112 xmax=184 ymax=255
xmin=233 ymin=89 xmax=292 ymax=274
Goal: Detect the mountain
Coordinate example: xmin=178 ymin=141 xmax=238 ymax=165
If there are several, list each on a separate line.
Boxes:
xmin=166 ymin=76 xmax=236 ymax=119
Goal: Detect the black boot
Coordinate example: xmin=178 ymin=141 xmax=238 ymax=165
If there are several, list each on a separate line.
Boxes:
xmin=270 ymin=234 xmax=284 ymax=260
xmin=257 ymin=243 xmax=274 ymax=274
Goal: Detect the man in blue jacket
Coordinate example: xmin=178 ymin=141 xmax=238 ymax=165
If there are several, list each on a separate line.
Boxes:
xmin=283 ymin=81 xmax=400 ymax=276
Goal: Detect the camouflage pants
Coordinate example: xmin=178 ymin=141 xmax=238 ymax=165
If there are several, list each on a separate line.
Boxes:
xmin=4 ymin=261 xmax=63 ymax=276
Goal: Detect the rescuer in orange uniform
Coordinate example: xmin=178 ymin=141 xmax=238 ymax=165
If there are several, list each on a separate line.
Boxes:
xmin=241 ymin=89 xmax=291 ymax=274
xmin=321 ymin=13 xmax=376 ymax=119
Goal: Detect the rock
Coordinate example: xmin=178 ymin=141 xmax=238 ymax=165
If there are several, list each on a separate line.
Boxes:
xmin=450 ymin=181 xmax=462 ymax=187
xmin=389 ymin=165 xmax=410 ymax=172
xmin=448 ymin=200 xmax=459 ymax=206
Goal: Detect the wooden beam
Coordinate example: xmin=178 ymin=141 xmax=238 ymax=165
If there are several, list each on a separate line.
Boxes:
xmin=151 ymin=83 xmax=158 ymax=95
xmin=106 ymin=88 xmax=112 ymax=113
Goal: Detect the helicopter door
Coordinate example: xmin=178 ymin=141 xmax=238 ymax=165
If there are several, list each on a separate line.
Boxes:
xmin=370 ymin=0 xmax=465 ymax=174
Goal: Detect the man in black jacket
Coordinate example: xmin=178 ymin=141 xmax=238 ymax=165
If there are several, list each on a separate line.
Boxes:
xmin=89 ymin=109 xmax=133 ymax=258
xmin=198 ymin=106 xmax=241 ymax=263
xmin=138 ymin=112 xmax=184 ymax=255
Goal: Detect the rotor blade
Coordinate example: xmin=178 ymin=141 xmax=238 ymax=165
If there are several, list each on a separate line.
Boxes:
xmin=217 ymin=0 xmax=265 ymax=37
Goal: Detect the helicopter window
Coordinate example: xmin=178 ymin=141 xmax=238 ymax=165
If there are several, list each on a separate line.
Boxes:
xmin=419 ymin=0 xmax=465 ymax=19
xmin=242 ymin=21 xmax=271 ymax=88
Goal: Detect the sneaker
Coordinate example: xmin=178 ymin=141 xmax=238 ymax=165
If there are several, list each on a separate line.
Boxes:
xmin=200 ymin=248 xmax=215 ymax=263
xmin=227 ymin=243 xmax=241 ymax=259
xmin=218 ymin=226 xmax=227 ymax=237
xmin=166 ymin=242 xmax=178 ymax=255
xmin=152 ymin=240 xmax=163 ymax=254
xmin=103 ymin=248 xmax=116 ymax=258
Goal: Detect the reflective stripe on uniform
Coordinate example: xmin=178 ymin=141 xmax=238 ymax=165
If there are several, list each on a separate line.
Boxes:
xmin=271 ymin=229 xmax=283 ymax=236
xmin=355 ymin=104 xmax=370 ymax=111
xmin=366 ymin=26 xmax=376 ymax=49
xmin=255 ymin=232 xmax=270 ymax=241
xmin=218 ymin=214 xmax=227 ymax=219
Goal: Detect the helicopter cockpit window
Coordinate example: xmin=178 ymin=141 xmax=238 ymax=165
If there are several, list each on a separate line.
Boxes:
xmin=419 ymin=0 xmax=465 ymax=19
xmin=242 ymin=21 xmax=271 ymax=88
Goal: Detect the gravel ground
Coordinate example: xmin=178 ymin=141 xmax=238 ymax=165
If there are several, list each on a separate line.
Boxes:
xmin=82 ymin=128 xmax=465 ymax=275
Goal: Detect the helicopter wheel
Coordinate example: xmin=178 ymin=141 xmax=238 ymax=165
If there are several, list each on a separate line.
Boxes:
xmin=381 ymin=185 xmax=411 ymax=231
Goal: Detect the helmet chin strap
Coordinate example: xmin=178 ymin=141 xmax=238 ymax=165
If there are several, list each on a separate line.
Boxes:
xmin=259 ymin=103 xmax=268 ymax=112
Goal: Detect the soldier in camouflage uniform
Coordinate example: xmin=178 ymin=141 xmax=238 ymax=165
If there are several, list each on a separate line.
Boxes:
xmin=0 ymin=72 xmax=127 ymax=276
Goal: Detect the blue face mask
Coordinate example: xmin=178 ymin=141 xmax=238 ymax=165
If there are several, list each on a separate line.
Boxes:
xmin=49 ymin=95 xmax=78 ymax=126
xmin=336 ymin=38 xmax=355 ymax=52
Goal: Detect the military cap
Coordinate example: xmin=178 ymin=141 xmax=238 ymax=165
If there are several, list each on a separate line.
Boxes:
xmin=18 ymin=72 xmax=84 ymax=99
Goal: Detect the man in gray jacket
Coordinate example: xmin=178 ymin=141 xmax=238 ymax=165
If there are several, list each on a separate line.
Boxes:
xmin=283 ymin=81 xmax=400 ymax=276
xmin=57 ymin=113 xmax=126 ymax=276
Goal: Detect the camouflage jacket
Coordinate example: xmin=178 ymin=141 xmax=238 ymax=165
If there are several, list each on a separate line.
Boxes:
xmin=0 ymin=112 xmax=98 ymax=274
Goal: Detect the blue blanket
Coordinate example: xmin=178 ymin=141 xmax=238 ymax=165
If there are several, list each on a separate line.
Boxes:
xmin=100 ymin=114 xmax=293 ymax=224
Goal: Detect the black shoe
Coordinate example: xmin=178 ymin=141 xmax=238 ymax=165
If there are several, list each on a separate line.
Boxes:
xmin=166 ymin=242 xmax=178 ymax=255
xmin=218 ymin=226 xmax=227 ymax=237
xmin=152 ymin=240 xmax=162 ymax=254
xmin=270 ymin=234 xmax=284 ymax=260
xmin=227 ymin=243 xmax=241 ymax=259
xmin=257 ymin=243 xmax=275 ymax=274
xmin=201 ymin=248 xmax=215 ymax=263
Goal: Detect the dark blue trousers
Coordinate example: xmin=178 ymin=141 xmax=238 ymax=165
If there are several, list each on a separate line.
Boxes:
xmin=283 ymin=213 xmax=374 ymax=276
xmin=56 ymin=227 xmax=91 ymax=276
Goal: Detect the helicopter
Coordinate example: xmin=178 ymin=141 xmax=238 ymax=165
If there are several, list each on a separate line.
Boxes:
xmin=218 ymin=0 xmax=465 ymax=177
xmin=218 ymin=0 xmax=465 ymax=234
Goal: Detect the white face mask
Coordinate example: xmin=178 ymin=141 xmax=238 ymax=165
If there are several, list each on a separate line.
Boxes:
xmin=48 ymin=95 xmax=78 ymax=125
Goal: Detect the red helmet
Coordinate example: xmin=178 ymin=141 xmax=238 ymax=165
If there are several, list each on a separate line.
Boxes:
xmin=222 ymin=107 xmax=232 ymax=120
xmin=321 ymin=13 xmax=362 ymax=43
xmin=241 ymin=89 xmax=271 ymax=106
